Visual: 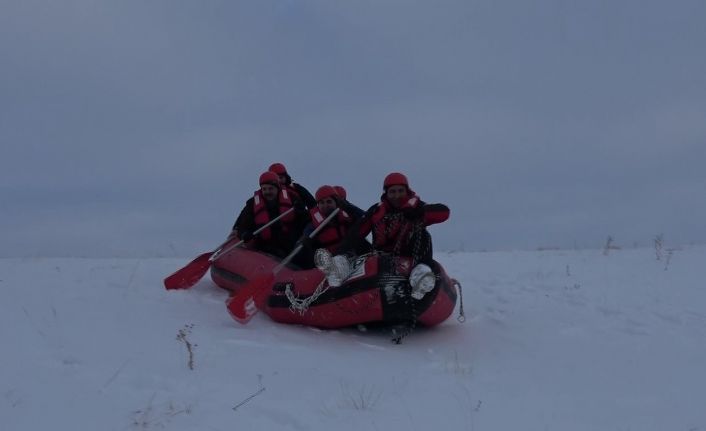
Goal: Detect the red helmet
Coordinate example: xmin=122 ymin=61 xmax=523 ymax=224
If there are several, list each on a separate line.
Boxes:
xmin=259 ymin=171 xmax=280 ymax=188
xmin=383 ymin=172 xmax=409 ymax=190
xmin=268 ymin=163 xmax=287 ymax=175
xmin=315 ymin=185 xmax=338 ymax=202
xmin=333 ymin=185 xmax=347 ymax=200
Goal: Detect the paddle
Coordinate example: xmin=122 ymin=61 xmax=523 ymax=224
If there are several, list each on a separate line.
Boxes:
xmin=226 ymin=208 xmax=341 ymax=324
xmin=163 ymin=207 xmax=296 ymax=290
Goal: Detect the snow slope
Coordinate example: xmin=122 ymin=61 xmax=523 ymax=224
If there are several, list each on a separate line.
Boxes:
xmin=2 ymin=246 xmax=705 ymax=430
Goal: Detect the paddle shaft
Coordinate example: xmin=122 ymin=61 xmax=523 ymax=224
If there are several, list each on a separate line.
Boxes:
xmin=211 ymin=206 xmax=296 ymax=262
xmin=273 ymin=208 xmax=340 ymax=273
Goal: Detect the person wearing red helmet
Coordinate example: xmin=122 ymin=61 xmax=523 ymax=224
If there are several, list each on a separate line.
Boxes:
xmin=360 ymin=172 xmax=449 ymax=257
xmin=294 ymin=185 xmax=369 ymax=269
xmin=229 ymin=171 xmax=309 ymax=258
xmin=332 ymin=172 xmax=449 ymax=297
xmin=308 ymin=185 xmax=357 ymax=251
xmin=268 ymin=162 xmax=317 ymax=210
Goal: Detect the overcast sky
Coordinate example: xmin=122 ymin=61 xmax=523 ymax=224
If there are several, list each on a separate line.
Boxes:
xmin=2 ymin=0 xmax=705 ymax=257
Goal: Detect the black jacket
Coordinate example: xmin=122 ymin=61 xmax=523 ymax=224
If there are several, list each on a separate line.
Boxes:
xmin=232 ymin=195 xmax=309 ymax=258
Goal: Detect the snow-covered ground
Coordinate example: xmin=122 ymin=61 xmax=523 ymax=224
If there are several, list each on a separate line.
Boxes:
xmin=2 ymin=246 xmax=705 ymax=431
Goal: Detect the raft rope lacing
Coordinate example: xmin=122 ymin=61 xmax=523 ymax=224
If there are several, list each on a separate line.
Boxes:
xmin=284 ymin=278 xmax=329 ymax=315
xmin=284 ymin=252 xmax=376 ymax=315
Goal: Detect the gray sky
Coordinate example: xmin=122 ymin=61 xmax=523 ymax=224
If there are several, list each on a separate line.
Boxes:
xmin=2 ymin=0 xmax=705 ymax=257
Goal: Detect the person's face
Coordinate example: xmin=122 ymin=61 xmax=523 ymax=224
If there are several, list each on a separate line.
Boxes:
xmin=386 ymin=185 xmax=408 ymax=208
xmin=317 ymin=197 xmax=337 ymax=215
xmin=261 ymin=184 xmax=278 ymax=201
xmin=277 ymin=174 xmax=288 ymax=185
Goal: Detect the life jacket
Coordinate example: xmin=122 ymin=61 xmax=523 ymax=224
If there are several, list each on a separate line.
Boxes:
xmin=253 ymin=189 xmax=296 ymax=241
xmin=309 ymin=207 xmax=352 ymax=252
xmin=370 ymin=193 xmax=421 ymax=251
xmin=282 ymin=184 xmax=302 ymax=201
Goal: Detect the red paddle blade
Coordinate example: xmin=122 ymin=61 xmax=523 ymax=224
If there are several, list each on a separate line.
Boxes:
xmin=226 ymin=273 xmax=274 ymax=324
xmin=163 ymin=252 xmax=213 ymax=290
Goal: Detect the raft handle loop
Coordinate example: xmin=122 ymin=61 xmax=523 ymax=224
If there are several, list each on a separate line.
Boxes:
xmin=451 ymin=278 xmax=466 ymax=323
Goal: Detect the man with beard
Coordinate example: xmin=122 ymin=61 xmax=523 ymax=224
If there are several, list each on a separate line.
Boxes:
xmin=330 ymin=172 xmax=450 ymax=298
xmin=230 ymin=171 xmax=309 ymax=258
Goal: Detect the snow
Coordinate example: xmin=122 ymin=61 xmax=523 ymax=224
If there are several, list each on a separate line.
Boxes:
xmin=2 ymin=246 xmax=706 ymax=430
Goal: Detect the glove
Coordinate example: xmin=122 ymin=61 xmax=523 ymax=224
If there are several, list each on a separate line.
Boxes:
xmin=403 ymin=205 xmax=425 ymax=220
xmin=239 ymin=230 xmax=254 ymax=242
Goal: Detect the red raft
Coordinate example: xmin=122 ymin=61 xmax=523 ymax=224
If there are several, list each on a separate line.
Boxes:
xmin=210 ymin=246 xmax=458 ymax=329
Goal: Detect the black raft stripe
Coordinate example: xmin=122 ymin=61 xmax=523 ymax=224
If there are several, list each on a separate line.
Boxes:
xmin=267 ymin=276 xmax=451 ymax=320
xmin=211 ymin=266 xmax=248 ymax=284
xmin=267 ymin=277 xmax=380 ymax=308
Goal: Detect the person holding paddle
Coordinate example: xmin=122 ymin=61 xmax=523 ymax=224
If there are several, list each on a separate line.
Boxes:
xmin=163 ymin=172 xmax=309 ymax=290
xmin=303 ymin=186 xmax=357 ymax=252
xmin=293 ymin=185 xmax=370 ymax=269
xmin=230 ymin=171 xmax=309 ymax=259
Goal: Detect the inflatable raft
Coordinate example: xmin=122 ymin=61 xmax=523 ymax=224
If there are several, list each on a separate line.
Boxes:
xmin=211 ymin=245 xmax=458 ymax=329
